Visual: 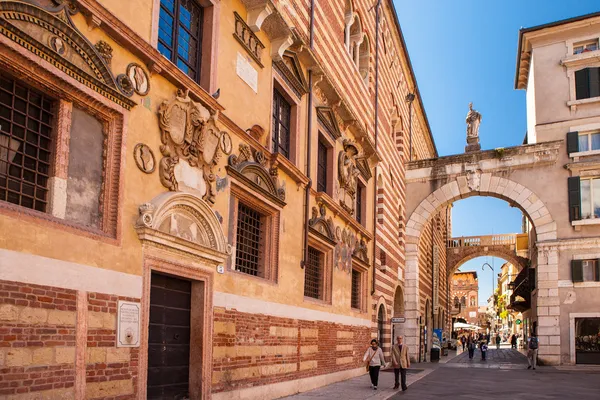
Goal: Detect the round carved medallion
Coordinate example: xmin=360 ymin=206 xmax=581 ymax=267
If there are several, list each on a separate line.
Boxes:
xmin=116 ymin=74 xmax=134 ymax=97
xmin=134 ymin=143 xmax=155 ymax=174
xmin=126 ymin=63 xmax=150 ymax=96
xmin=219 ymin=132 xmax=232 ymax=155
xmin=49 ymin=36 xmax=66 ymax=55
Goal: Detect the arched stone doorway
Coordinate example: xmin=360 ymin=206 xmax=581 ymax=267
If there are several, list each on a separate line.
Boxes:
xmin=377 ymin=304 xmax=386 ymax=347
xmin=392 ymin=286 xmax=405 ymax=343
xmin=405 ymin=174 xmax=560 ymax=364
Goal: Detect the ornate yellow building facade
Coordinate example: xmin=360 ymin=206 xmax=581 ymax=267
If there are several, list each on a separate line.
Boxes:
xmin=0 ymin=0 xmax=444 ymax=398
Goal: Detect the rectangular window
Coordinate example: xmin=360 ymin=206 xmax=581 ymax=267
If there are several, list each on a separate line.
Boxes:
xmin=575 ymin=67 xmax=600 ymax=100
xmin=304 ymin=246 xmax=323 ymax=299
xmin=317 ymin=139 xmax=328 ymax=193
xmin=572 ymin=259 xmax=600 ymax=282
xmin=356 ymin=182 xmax=364 ymax=224
xmin=235 ymin=202 xmax=264 ymax=277
xmin=351 ymin=269 xmax=361 ymax=309
xmin=580 ymin=177 xmax=600 ymax=219
xmin=158 ymin=0 xmax=203 ymax=82
xmin=0 ymin=72 xmax=54 ymax=212
xmin=578 ymin=131 xmax=600 ymax=152
xmin=272 ymin=89 xmax=291 ymax=158
xmin=574 ymin=39 xmax=599 ymax=55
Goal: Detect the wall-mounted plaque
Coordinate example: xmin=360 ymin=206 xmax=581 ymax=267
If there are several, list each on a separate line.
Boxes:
xmin=117 ymin=300 xmax=140 ymax=348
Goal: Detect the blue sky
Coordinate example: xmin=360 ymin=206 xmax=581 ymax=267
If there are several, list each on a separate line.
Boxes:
xmin=394 ymin=0 xmax=600 ymax=304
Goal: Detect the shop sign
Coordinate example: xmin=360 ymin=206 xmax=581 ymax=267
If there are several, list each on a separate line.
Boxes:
xmin=391 ymin=317 xmax=406 ymax=323
xmin=516 ymin=319 xmax=522 ymax=325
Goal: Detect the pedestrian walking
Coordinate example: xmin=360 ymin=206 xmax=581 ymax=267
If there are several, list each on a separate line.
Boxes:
xmin=527 ymin=333 xmax=539 ymax=370
xmin=511 ymin=334 xmax=517 ymax=349
xmin=481 ymin=341 xmax=488 ymax=361
xmin=391 ymin=335 xmax=410 ymax=391
xmin=467 ymin=337 xmax=475 ymax=359
xmin=461 ymin=335 xmax=466 ymax=351
xmin=363 ymin=339 xmax=386 ymax=390
xmin=496 ymin=333 xmax=501 ymax=349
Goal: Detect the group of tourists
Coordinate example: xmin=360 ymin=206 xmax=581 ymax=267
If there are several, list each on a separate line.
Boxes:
xmin=460 ymin=333 xmax=489 ymax=360
xmin=362 ymin=336 xmax=410 ymax=391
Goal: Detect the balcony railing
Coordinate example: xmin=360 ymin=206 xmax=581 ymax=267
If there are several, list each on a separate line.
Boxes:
xmin=447 ymin=233 xmax=521 ymax=248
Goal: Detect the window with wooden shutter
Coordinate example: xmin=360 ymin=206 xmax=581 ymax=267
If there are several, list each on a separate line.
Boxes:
xmin=568 ymin=176 xmax=581 ymax=221
xmin=272 ymin=89 xmax=291 ymax=158
xmin=567 ymin=131 xmax=579 ymax=154
xmin=572 ymin=259 xmax=584 ymax=282
xmin=575 ymin=68 xmax=600 ymax=100
xmin=317 ymin=139 xmax=327 ymax=193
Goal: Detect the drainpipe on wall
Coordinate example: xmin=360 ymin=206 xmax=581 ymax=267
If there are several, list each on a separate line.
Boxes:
xmin=302 ymin=0 xmax=316 ymax=269
xmin=371 ymin=0 xmax=381 ymax=295
xmin=406 ymin=93 xmax=415 ymax=161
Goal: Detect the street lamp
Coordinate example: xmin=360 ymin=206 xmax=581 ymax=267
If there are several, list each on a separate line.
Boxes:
xmin=482 ymin=262 xmax=495 ymax=303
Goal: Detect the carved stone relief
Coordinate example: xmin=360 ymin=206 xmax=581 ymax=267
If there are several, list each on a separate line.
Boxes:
xmin=467 ymin=169 xmax=482 ymax=192
xmin=95 ymin=40 xmax=113 ymax=66
xmin=134 ymin=143 xmax=155 ymax=174
xmin=308 ymin=203 xmax=336 ymax=242
xmin=228 ymin=144 xmax=286 ymax=204
xmin=352 ymin=237 xmax=369 ymax=265
xmin=126 ymin=63 xmax=150 ymax=96
xmin=337 ymin=140 xmax=361 ymax=215
xmin=158 ymin=89 xmax=232 ymax=204
xmin=333 ymin=228 xmax=362 ymax=273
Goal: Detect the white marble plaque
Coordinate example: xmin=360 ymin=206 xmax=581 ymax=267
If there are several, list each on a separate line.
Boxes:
xmin=236 ymin=52 xmax=258 ymax=92
xmin=117 ymin=300 xmax=140 ymax=348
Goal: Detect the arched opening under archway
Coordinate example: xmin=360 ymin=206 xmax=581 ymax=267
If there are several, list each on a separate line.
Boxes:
xmin=392 ymin=286 xmax=405 ymax=343
xmin=377 ymin=304 xmax=385 ymax=347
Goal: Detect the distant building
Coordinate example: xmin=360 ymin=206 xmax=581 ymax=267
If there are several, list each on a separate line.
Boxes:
xmin=451 ymin=271 xmax=479 ymax=325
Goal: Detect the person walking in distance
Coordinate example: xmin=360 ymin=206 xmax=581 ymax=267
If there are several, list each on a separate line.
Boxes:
xmin=363 ymin=339 xmax=386 ymax=390
xmin=391 ymin=335 xmax=410 ymax=391
xmin=461 ymin=335 xmax=466 ymax=352
xmin=467 ymin=336 xmax=475 ymax=359
xmin=496 ymin=333 xmax=501 ymax=349
xmin=480 ymin=341 xmax=488 ymax=361
xmin=527 ymin=332 xmax=539 ymax=370
xmin=511 ymin=334 xmax=518 ymax=349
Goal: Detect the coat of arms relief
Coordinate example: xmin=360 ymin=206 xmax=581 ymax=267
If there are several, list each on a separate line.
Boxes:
xmin=158 ymin=89 xmax=232 ymax=204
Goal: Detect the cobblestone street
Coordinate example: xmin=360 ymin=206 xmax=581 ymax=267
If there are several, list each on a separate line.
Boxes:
xmin=283 ymin=349 xmax=600 ymax=399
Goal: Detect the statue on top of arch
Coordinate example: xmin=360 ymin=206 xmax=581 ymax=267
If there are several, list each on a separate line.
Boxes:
xmin=465 ymin=102 xmax=482 ymax=152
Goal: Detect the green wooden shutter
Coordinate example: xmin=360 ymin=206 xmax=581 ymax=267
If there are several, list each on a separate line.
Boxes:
xmin=576 ymin=68 xmax=590 ymax=100
xmin=596 ymin=259 xmax=600 ymax=282
xmin=572 ymin=260 xmax=584 ymax=282
xmin=567 ymin=131 xmax=579 ymax=154
xmin=591 ymin=67 xmax=600 ymax=98
xmin=568 ymin=176 xmax=581 ymax=221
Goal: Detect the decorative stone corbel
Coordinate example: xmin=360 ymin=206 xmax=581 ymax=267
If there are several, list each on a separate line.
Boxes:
xmin=271 ymin=35 xmax=294 ymax=62
xmin=86 ymin=13 xmax=102 ymax=30
xmin=247 ymin=2 xmax=274 ymax=32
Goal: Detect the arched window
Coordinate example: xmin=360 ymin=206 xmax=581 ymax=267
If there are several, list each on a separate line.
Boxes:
xmin=348 ymin=15 xmax=362 ymax=61
xmin=460 ymin=296 xmax=466 ymax=306
xmin=343 ymin=0 xmax=353 ymax=48
xmin=359 ymin=34 xmax=370 ymax=84
xmin=453 ymin=296 xmax=460 ymax=307
xmin=470 ymin=297 xmax=476 ymax=307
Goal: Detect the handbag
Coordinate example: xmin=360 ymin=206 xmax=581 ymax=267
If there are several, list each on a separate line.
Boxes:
xmin=365 ymin=348 xmax=377 ymax=372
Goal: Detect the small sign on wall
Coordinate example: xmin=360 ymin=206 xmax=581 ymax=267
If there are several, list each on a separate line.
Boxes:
xmin=117 ymin=300 xmax=140 ymax=348
xmin=236 ymin=52 xmax=258 ymax=93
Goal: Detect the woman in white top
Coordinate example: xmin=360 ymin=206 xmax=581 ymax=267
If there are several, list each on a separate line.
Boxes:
xmin=363 ymin=339 xmax=386 ymax=390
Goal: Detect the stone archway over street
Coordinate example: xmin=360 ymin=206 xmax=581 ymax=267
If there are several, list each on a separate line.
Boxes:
xmin=404 ymin=140 xmax=563 ymax=365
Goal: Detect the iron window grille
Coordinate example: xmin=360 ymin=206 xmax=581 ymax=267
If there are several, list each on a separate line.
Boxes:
xmin=351 ymin=269 xmax=361 ymax=309
xmin=235 ymin=202 xmax=264 ymax=277
xmin=272 ymin=89 xmax=291 ymax=158
xmin=0 ymin=72 xmax=54 ymax=213
xmin=304 ymin=246 xmax=322 ymax=299
xmin=158 ymin=0 xmax=203 ymax=82
xmin=317 ymin=139 xmax=327 ymax=193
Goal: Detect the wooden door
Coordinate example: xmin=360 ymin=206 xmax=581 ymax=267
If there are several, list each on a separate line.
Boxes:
xmin=147 ymin=272 xmax=192 ymax=399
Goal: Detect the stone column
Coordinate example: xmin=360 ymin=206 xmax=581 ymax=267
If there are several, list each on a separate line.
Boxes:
xmin=535 ymin=244 xmax=561 ymax=365
xmin=404 ymin=243 xmax=420 ymax=362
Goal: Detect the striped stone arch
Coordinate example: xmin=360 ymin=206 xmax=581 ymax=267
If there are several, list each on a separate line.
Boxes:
xmin=403 ymin=174 xmax=560 ymax=363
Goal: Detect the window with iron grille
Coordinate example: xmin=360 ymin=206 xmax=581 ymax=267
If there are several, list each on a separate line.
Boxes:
xmin=0 ymin=72 xmax=54 ymax=212
xmin=317 ymin=139 xmax=328 ymax=193
xmin=235 ymin=202 xmax=264 ymax=277
xmin=272 ymin=89 xmax=291 ymax=158
xmin=158 ymin=0 xmax=203 ymax=82
xmin=304 ymin=246 xmax=322 ymax=299
xmin=351 ymin=269 xmax=361 ymax=309
xmin=356 ymin=182 xmax=364 ymax=224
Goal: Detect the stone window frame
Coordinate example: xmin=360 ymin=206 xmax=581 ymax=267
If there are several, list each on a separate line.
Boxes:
xmin=271 ymin=72 xmax=301 ymax=167
xmin=0 ymin=46 xmax=125 ymax=243
xmin=316 ymin=130 xmax=335 ymax=197
xmin=227 ymin=179 xmax=281 ymax=284
xmin=150 ymin=0 xmax=220 ymax=93
xmin=304 ymin=232 xmax=334 ymax=305
xmin=563 ymin=34 xmax=600 ymax=110
xmin=351 ymin=260 xmax=369 ymax=313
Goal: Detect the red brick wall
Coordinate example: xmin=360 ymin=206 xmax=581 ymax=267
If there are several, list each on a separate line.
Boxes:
xmin=212 ymin=307 xmax=370 ymax=393
xmin=0 ymin=280 xmax=76 ymax=398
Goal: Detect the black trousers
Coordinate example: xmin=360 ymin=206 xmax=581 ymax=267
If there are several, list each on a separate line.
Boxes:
xmin=368 ymin=366 xmax=380 ymax=386
xmin=394 ymin=368 xmax=407 ymax=389
xmin=468 ymin=348 xmax=474 ymax=358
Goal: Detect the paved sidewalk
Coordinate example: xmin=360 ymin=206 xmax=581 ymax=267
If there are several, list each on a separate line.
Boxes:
xmin=281 ymin=351 xmax=459 ymax=399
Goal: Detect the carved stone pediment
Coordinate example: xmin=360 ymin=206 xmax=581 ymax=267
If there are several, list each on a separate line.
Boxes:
xmin=0 ymin=1 xmax=136 ymax=109
xmin=352 ymin=238 xmax=369 ymax=265
xmin=308 ymin=203 xmax=336 ymax=244
xmin=337 ymin=139 xmax=361 ymax=215
xmin=317 ymin=107 xmax=341 ymax=140
xmin=273 ymin=50 xmax=307 ymax=97
xmin=227 ymin=144 xmax=286 ymax=206
xmin=136 ymin=192 xmax=232 ymax=264
xmin=355 ymin=156 xmax=372 ymax=182
xmin=158 ymin=89 xmax=232 ymax=204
